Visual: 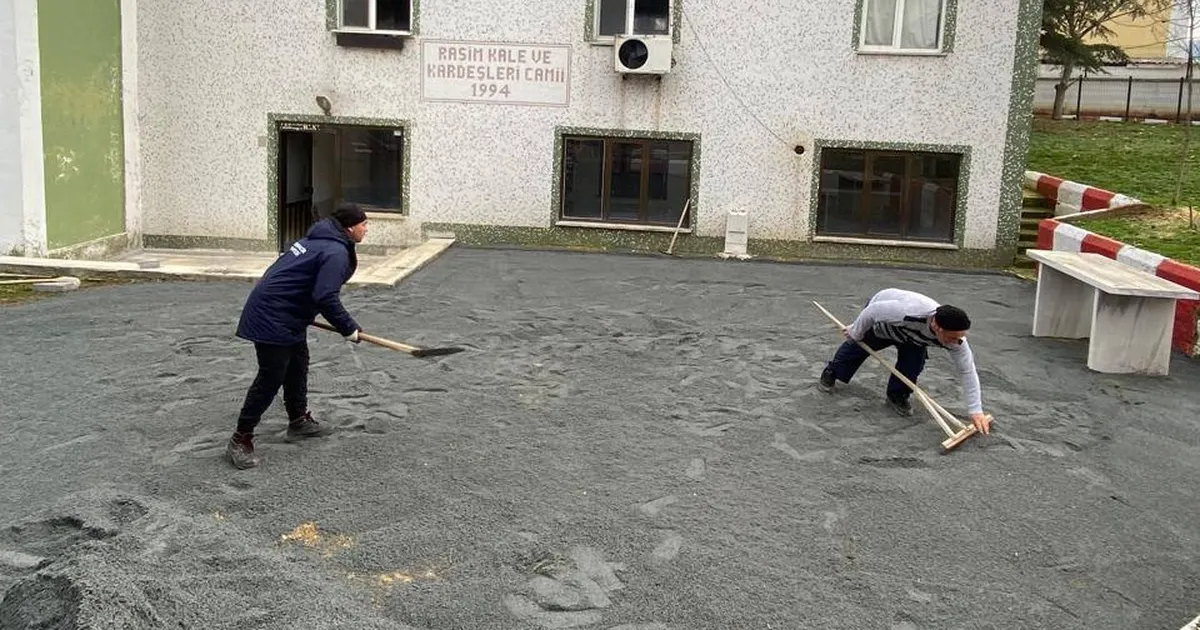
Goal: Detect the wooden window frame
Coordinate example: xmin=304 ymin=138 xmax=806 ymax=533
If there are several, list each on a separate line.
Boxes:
xmin=816 ymin=147 xmax=960 ymax=243
xmin=560 ymin=134 xmax=694 ymax=227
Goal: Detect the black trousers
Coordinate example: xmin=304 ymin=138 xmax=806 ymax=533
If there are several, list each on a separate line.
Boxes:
xmin=825 ymin=331 xmax=928 ymax=401
xmin=236 ymin=341 xmax=310 ymax=433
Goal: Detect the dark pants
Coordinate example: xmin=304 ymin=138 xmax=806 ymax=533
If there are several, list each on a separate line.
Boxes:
xmin=825 ymin=331 xmax=927 ymax=401
xmin=236 ymin=342 xmax=310 ymax=434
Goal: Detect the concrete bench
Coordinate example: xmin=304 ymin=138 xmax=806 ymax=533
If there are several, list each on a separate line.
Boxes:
xmin=1026 ymin=249 xmax=1200 ymax=375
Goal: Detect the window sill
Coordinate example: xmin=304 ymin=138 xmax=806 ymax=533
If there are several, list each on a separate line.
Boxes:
xmin=556 ymin=220 xmax=692 ymax=234
xmin=855 ymin=48 xmax=947 ymax=57
xmin=812 ymin=235 xmax=958 ymax=250
xmin=589 ymin=34 xmax=672 ymax=46
xmin=333 ymin=29 xmax=411 ymax=50
xmin=365 ymin=211 xmax=406 ymax=221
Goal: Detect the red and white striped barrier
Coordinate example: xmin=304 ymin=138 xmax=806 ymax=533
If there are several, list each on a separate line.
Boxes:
xmin=1037 ymin=218 xmax=1200 ymax=357
xmin=1024 ymin=171 xmax=1144 ymax=216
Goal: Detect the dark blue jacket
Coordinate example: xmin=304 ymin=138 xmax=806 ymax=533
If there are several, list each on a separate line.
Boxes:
xmin=236 ymin=218 xmax=360 ymax=345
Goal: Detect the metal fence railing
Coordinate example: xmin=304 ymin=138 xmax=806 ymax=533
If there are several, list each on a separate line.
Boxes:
xmin=1034 ymin=76 xmax=1200 ymax=122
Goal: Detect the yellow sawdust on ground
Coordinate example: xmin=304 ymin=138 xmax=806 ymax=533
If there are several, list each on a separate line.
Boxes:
xmin=280 ymin=521 xmax=355 ymax=557
xmin=345 ymin=566 xmax=446 ymax=592
xmin=1121 ymin=206 xmax=1197 ymax=237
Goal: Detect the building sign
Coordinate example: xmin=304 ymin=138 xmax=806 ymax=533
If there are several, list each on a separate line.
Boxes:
xmin=421 ymin=39 xmax=571 ymax=107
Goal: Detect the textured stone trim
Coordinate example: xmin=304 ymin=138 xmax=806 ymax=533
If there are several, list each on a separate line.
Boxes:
xmin=993 ymin=0 xmax=1044 ymax=259
xmin=143 ymin=234 xmax=275 ymax=252
xmin=421 ymin=222 xmax=1009 ymax=268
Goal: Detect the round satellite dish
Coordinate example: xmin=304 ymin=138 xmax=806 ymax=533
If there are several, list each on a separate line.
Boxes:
xmin=618 ymin=39 xmax=649 ymax=70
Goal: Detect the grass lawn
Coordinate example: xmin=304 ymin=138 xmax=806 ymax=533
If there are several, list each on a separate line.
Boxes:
xmin=0 ymin=284 xmax=38 ymax=305
xmin=1028 ymin=118 xmax=1200 ymax=266
xmin=1073 ymin=207 xmax=1200 ymax=267
xmin=1028 ymin=118 xmax=1200 ymax=207
xmin=0 ymin=277 xmax=138 ymax=306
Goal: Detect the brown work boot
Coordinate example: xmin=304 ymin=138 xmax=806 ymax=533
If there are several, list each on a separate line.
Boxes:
xmin=226 ymin=432 xmax=259 ymax=469
xmin=287 ymin=411 xmax=332 ymax=440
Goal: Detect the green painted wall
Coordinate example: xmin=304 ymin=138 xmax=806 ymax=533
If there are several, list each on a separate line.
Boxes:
xmin=38 ymin=0 xmax=124 ymax=250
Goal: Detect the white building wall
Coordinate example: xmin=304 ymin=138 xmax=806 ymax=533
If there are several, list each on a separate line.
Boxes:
xmin=136 ymin=0 xmax=1021 ymax=251
xmin=0 ymin=0 xmax=46 ymax=256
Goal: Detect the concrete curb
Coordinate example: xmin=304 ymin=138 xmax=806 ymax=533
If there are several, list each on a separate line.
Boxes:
xmin=0 ymin=238 xmax=456 ymax=289
xmin=1024 ymin=170 xmax=1147 ymax=216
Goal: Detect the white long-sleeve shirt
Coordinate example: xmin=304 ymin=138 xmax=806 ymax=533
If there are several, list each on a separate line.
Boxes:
xmin=845 ymin=288 xmax=983 ymax=414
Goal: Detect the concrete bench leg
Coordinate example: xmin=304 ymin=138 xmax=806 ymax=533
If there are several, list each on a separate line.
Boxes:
xmin=1088 ymin=293 xmax=1176 ymax=375
xmin=1032 ymin=265 xmax=1094 ymax=339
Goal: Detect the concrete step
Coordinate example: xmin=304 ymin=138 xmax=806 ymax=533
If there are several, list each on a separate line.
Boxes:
xmin=1022 ymin=189 xmax=1052 ymax=209
xmin=1011 ymin=255 xmax=1036 ymax=269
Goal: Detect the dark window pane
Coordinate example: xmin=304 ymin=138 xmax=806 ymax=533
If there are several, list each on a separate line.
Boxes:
xmin=608 ymin=141 xmax=643 ymax=221
xmin=817 ymin=150 xmax=866 ymax=236
xmin=633 ymin=0 xmax=670 ymax=35
xmin=866 ymin=155 xmax=905 ymax=237
xmin=376 ymin=0 xmax=411 ymax=31
xmin=598 ymin=0 xmax=627 ymax=36
xmin=646 ymin=141 xmax=691 ymax=225
xmin=342 ymin=0 xmax=369 ymax=28
xmin=339 ymin=127 xmax=401 ymax=212
xmin=560 ymin=135 xmax=694 ymax=226
xmin=562 ymin=138 xmax=604 ymax=219
xmin=904 ymin=154 xmax=958 ymax=241
xmin=817 ymin=148 xmax=959 ymax=242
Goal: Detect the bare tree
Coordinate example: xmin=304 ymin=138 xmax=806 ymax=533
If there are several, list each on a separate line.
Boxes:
xmin=1170 ymin=0 xmax=1198 ymax=226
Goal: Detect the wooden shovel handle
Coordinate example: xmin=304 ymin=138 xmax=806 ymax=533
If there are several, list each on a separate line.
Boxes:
xmin=310 ymin=320 xmax=422 ymax=355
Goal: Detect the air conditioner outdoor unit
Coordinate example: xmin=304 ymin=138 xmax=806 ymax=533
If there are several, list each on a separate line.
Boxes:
xmin=614 ymin=35 xmax=672 ymax=74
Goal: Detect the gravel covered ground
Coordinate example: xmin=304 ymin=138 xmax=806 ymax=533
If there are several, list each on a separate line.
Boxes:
xmin=1 ymin=247 xmax=1198 ymax=630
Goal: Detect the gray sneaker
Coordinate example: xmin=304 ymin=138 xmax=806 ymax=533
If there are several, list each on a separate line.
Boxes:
xmin=226 ymin=432 xmax=259 ymax=469
xmin=287 ymin=411 xmax=332 ymax=440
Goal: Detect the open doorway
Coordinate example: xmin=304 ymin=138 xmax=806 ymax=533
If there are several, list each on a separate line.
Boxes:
xmin=275 ymin=120 xmax=405 ymax=252
xmin=278 ymin=128 xmax=314 ymax=251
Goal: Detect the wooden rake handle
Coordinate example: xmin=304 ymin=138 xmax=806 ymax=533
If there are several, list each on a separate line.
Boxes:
xmin=812 ymin=301 xmax=979 ymax=450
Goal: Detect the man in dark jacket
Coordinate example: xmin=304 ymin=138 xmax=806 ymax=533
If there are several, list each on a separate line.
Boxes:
xmin=226 ymin=203 xmax=369 ymax=469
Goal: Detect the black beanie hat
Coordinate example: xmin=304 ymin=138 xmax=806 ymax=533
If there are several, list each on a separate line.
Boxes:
xmin=934 ymin=305 xmax=971 ymax=331
xmin=331 ymin=203 xmax=367 ymax=228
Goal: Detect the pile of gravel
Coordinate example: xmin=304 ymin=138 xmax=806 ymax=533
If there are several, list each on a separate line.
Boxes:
xmin=0 ymin=487 xmax=417 ymax=630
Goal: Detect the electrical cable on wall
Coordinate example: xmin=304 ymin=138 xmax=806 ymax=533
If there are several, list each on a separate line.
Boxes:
xmin=680 ymin=7 xmax=797 ymax=151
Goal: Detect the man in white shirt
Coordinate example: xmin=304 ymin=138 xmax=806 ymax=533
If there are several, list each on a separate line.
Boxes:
xmin=818 ymin=288 xmax=992 ymax=434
